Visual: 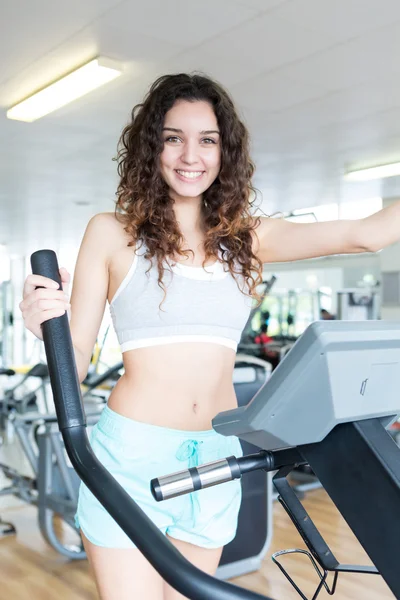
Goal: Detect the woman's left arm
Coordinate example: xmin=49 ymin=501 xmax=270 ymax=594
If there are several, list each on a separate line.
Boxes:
xmin=253 ymin=201 xmax=400 ymax=264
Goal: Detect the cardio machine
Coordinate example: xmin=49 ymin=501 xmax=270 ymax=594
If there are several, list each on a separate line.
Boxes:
xmin=0 ymin=359 xmax=123 ymax=557
xmin=32 ymin=249 xmax=400 ymax=600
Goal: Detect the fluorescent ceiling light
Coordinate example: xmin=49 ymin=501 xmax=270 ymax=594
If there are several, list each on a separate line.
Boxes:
xmin=7 ymin=57 xmax=122 ymax=122
xmin=344 ymin=162 xmax=400 ymax=181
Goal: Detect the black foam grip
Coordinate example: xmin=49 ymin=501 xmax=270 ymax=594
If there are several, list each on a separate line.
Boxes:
xmin=31 ymin=249 xmax=62 ymax=289
xmin=30 ymin=249 xmax=86 ymax=431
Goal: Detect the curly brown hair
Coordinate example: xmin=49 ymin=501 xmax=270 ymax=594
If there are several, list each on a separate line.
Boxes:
xmin=115 ymin=72 xmax=264 ymax=306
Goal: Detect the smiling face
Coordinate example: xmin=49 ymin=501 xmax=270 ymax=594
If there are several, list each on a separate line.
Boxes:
xmin=159 ymin=99 xmax=221 ymax=203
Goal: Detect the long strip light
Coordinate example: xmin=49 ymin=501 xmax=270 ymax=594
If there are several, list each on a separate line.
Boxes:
xmin=7 ymin=57 xmax=122 ymax=123
xmin=344 ymin=162 xmax=400 ymax=182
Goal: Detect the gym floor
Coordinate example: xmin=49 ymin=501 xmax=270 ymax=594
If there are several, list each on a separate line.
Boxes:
xmin=0 ymin=487 xmax=393 ymax=599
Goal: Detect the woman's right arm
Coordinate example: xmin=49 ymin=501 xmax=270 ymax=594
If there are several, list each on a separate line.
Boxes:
xmin=20 ymin=213 xmax=113 ymax=382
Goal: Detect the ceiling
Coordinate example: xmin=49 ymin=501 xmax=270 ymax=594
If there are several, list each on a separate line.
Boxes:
xmin=2 ymin=0 xmax=400 ymax=258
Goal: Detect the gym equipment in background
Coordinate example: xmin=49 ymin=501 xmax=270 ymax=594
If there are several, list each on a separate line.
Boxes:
xmin=0 ymin=363 xmax=50 ymax=434
xmin=0 ymin=280 xmax=13 ymax=367
xmin=239 ymin=276 xmax=277 ymax=345
xmin=0 ymin=410 xmax=98 ymax=557
xmin=0 ymin=361 xmax=123 ymax=557
xmin=337 ymin=288 xmax=380 ymax=320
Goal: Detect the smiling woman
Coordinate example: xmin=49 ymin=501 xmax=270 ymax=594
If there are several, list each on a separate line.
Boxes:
xmin=114 ymin=73 xmax=263 ymax=300
xmin=19 ymin=71 xmax=400 ymax=600
xmin=20 ymin=72 xmax=266 ymax=600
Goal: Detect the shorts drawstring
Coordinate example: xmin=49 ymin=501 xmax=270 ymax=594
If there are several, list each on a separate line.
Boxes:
xmin=176 ymin=439 xmax=203 ymax=523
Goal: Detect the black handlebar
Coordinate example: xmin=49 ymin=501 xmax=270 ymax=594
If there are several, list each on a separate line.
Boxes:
xmin=31 ymin=249 xmax=274 ymax=600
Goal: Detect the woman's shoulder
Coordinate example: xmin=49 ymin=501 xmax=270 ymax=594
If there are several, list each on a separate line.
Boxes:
xmin=80 ymin=212 xmax=136 ymax=267
xmin=86 ymin=211 xmax=132 ymax=244
xmin=87 ymin=211 xmax=123 ymax=230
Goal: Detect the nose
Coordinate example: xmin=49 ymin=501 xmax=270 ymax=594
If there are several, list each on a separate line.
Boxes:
xmin=180 ymin=139 xmax=200 ymax=166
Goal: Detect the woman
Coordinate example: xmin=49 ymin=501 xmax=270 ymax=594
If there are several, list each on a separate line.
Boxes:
xmin=19 ymin=73 xmax=397 ymax=599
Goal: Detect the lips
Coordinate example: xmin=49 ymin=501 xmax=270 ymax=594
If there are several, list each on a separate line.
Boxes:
xmin=175 ymin=169 xmax=205 ymax=182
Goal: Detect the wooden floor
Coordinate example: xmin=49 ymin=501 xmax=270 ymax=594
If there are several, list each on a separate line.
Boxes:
xmin=0 ymin=488 xmax=394 ymax=600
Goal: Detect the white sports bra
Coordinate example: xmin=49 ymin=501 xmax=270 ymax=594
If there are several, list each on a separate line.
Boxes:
xmin=109 ymin=242 xmax=253 ymax=352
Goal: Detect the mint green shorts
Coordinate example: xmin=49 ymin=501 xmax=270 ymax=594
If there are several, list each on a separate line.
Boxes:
xmin=75 ymin=405 xmax=243 ymax=549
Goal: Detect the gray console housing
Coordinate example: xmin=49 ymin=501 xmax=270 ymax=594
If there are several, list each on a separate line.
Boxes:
xmin=213 ymin=321 xmax=400 ymax=450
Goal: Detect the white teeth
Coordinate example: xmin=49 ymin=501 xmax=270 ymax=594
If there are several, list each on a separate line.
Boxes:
xmin=176 ymin=170 xmax=203 ymax=179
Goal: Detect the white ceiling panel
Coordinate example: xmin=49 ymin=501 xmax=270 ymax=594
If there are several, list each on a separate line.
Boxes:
xmin=281 ymin=21 xmax=400 ymax=92
xmin=229 ymin=70 xmax=328 ymax=112
xmin=304 ymin=77 xmax=400 ymax=127
xmin=279 ymin=120 xmax=400 ymax=172
xmin=102 ymin=0 xmax=259 ymax=47
xmin=194 ymin=12 xmax=338 ymax=75
xmin=0 ymin=0 xmax=123 ymax=85
xmin=154 ymin=47 xmax=273 ymax=88
xmin=274 ymin=0 xmax=400 ymax=44
xmin=242 ymin=108 xmax=282 ymax=133
xmin=234 ymin=0 xmax=287 ymax=10
xmin=257 ymin=75 xmax=400 ymax=147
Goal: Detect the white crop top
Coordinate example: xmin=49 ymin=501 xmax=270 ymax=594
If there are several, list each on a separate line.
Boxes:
xmin=109 ymin=243 xmax=253 ymax=352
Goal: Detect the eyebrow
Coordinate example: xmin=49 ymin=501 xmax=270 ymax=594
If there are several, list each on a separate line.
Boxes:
xmin=162 ymin=127 xmax=220 ymax=135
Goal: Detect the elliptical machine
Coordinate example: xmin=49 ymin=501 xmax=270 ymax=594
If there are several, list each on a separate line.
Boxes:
xmin=0 ymin=359 xmax=123 ymax=557
xmin=32 ymin=249 xmax=400 ymax=600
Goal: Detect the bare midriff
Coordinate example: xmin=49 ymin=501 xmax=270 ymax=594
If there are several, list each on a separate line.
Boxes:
xmin=107 ymin=342 xmax=238 ymax=431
